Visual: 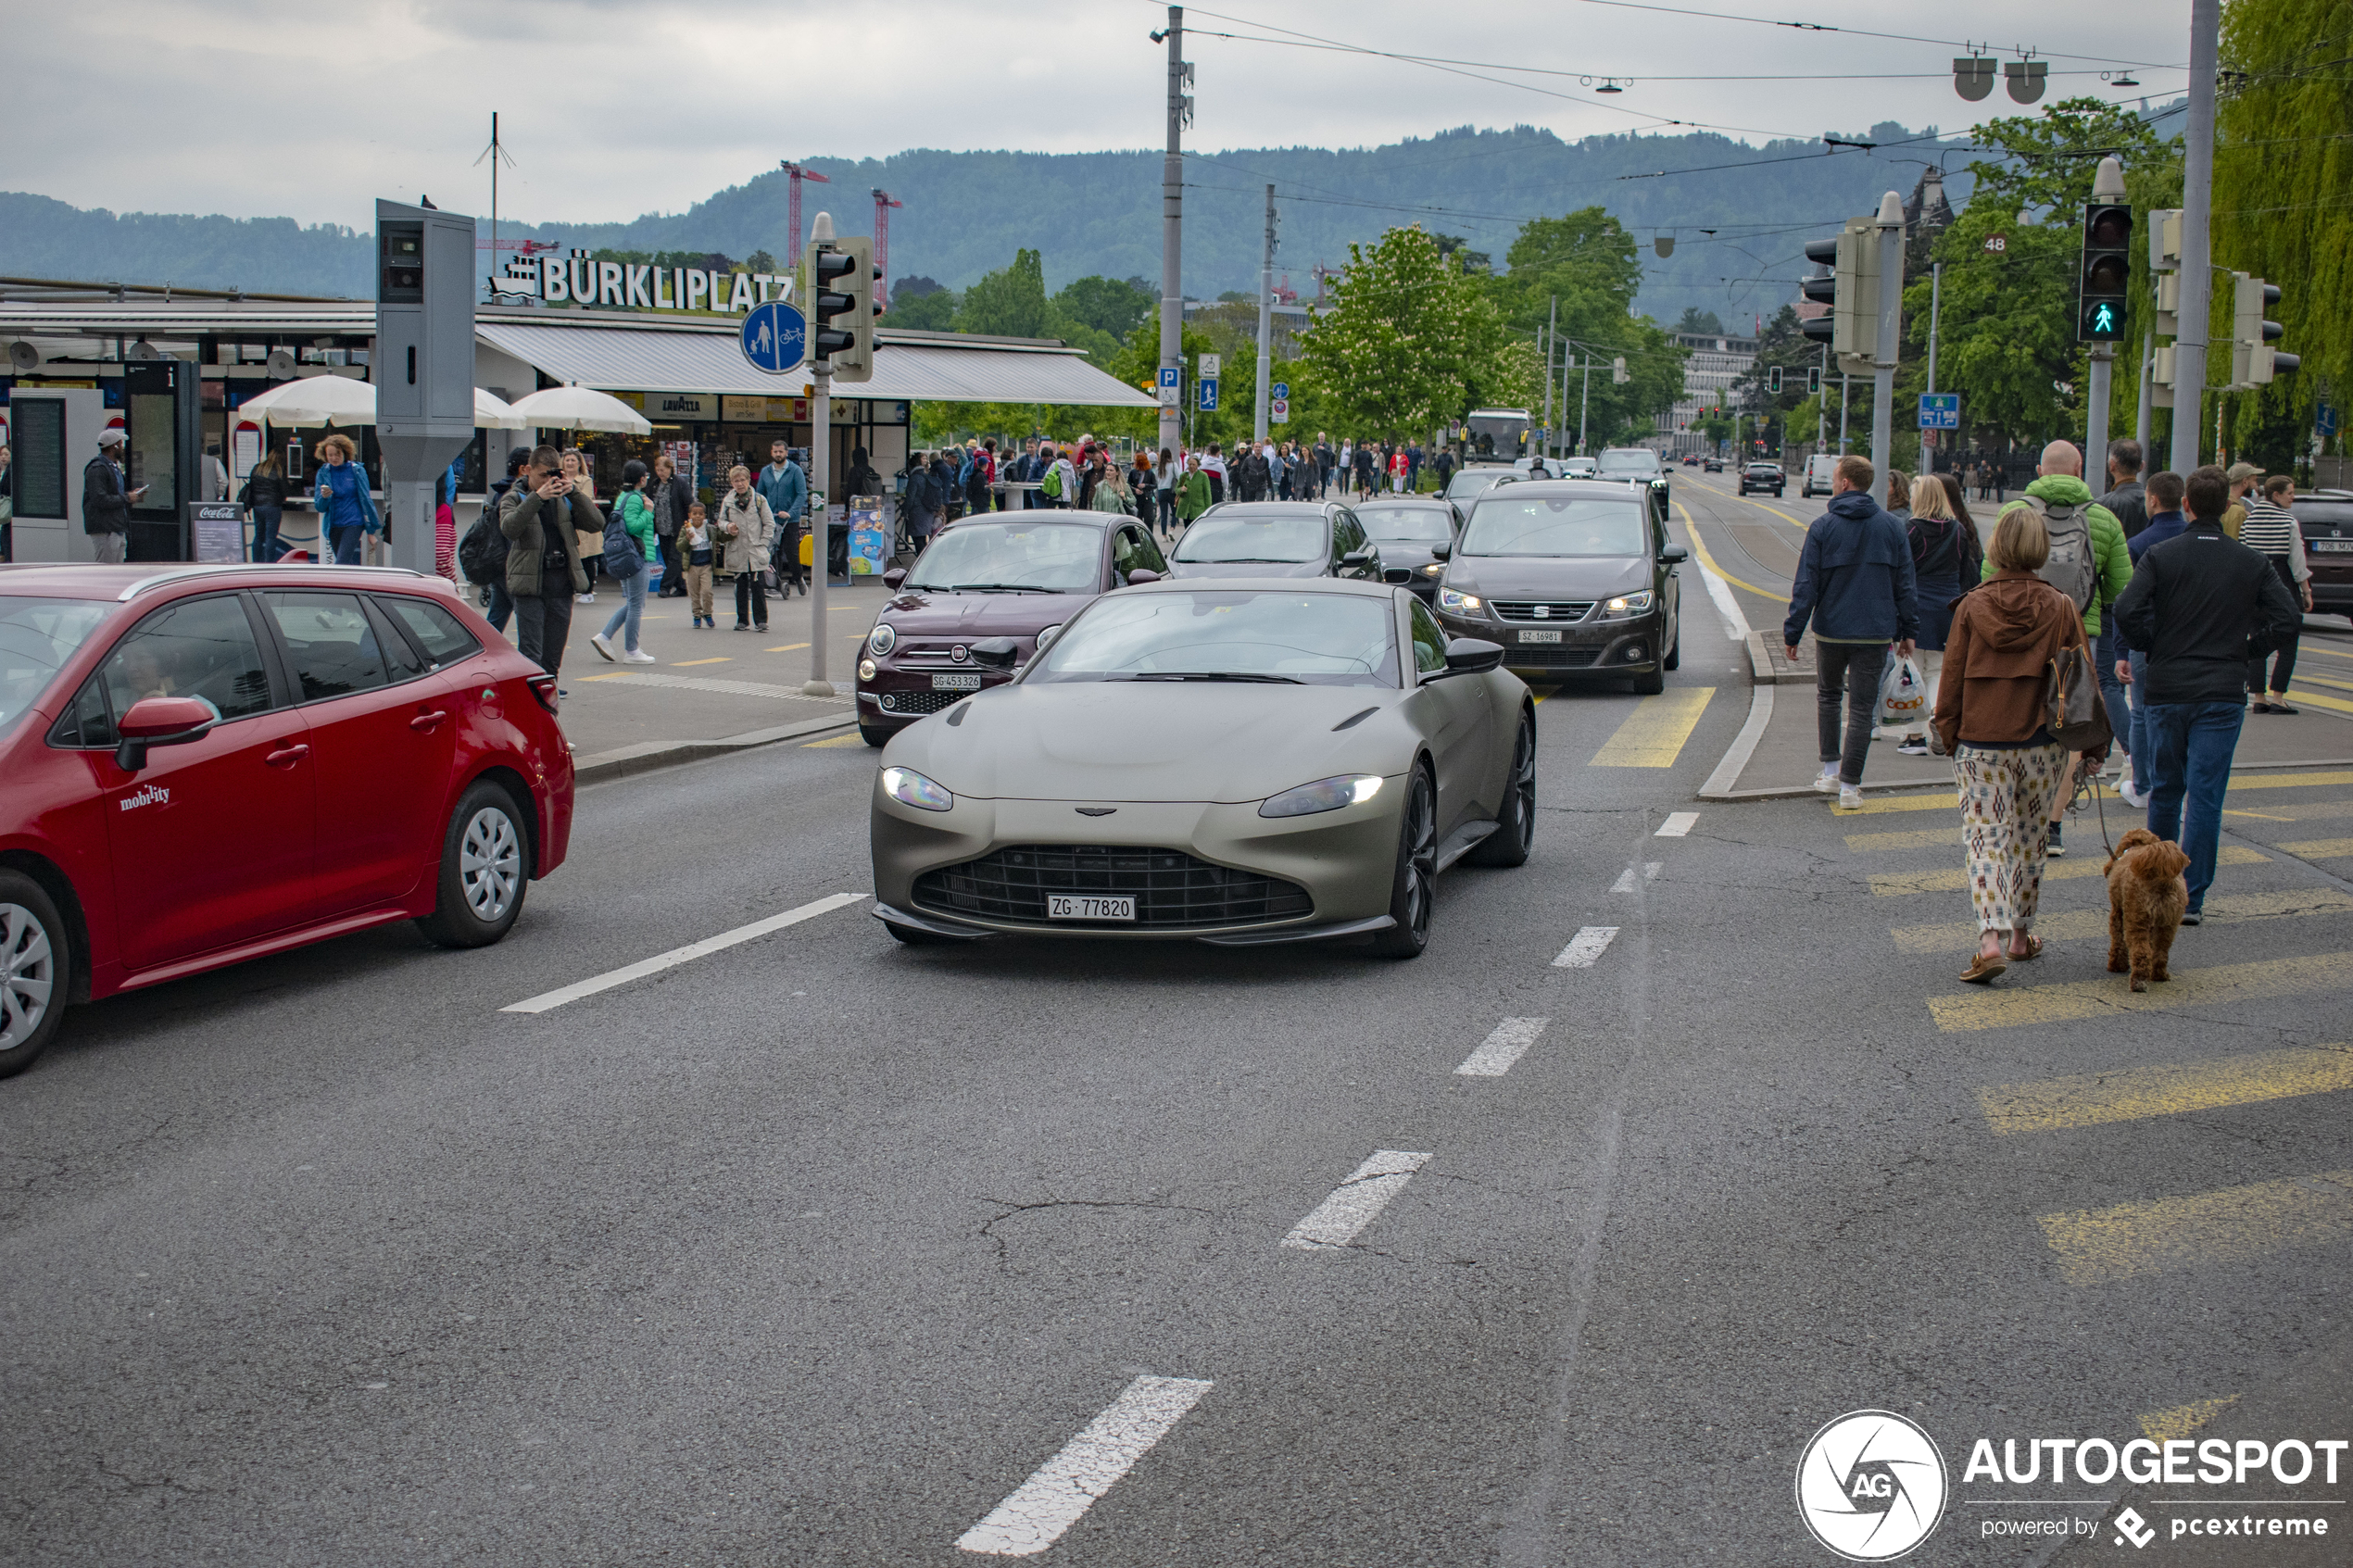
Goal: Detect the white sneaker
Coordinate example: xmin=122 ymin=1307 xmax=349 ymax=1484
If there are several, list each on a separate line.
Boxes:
xmin=1813 ymin=765 xmax=1840 ymax=794
xmin=622 ymin=648 xmax=656 ymax=664
xmin=589 ymin=633 xmax=617 ymax=662
xmin=576 ymin=592 xmax=597 ymax=604
xmin=1838 ymin=784 xmax=1864 ymax=811
xmin=2120 ymin=780 xmax=2147 ymax=809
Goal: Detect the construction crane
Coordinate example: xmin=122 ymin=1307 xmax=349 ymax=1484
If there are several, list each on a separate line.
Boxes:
xmin=781 ymin=160 xmax=831 ymax=250
xmin=871 ymin=189 xmax=902 ymax=310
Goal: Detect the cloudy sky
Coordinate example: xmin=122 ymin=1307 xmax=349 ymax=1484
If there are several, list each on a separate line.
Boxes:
xmin=14 ymin=0 xmax=2188 ymax=229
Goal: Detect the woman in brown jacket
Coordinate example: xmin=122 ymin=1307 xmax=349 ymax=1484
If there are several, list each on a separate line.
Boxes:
xmin=1933 ymin=506 xmax=2088 ymax=984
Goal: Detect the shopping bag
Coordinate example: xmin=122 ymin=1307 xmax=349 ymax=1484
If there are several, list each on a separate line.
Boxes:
xmin=1876 ymin=652 xmax=1929 ymax=730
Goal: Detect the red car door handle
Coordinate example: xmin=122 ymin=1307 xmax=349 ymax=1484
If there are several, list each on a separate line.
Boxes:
xmin=264 ymin=743 xmax=310 ymax=767
xmin=410 ymin=709 xmax=449 ymax=732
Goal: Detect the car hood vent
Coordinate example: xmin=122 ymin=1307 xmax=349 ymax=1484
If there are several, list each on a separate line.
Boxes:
xmin=1332 ymin=707 xmax=1378 ymax=732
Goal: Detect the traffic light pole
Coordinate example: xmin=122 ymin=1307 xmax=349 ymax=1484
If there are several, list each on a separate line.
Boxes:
xmin=1541 ymin=298 xmax=1556 ymax=458
xmin=2171 ymin=0 xmax=2220 ymax=475
xmin=1870 ymin=193 xmax=1903 ymax=486
xmin=1159 ymin=7 xmax=1186 ymax=460
xmin=805 ymin=363 xmax=833 ymax=696
xmin=1253 ymin=183 xmax=1274 ymax=444
xmin=2136 ymin=333 xmax=2155 ymax=452
xmin=2083 ymin=157 xmax=2127 ymax=474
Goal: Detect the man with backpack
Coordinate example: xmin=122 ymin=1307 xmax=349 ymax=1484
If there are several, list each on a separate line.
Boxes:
xmin=1038 ymin=444 xmax=1078 ymax=509
xmin=460 ymin=447 xmax=530 ymax=633
xmin=1980 ymin=439 xmax=2132 ymax=857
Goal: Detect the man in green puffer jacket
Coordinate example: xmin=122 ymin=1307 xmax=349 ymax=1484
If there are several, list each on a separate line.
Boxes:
xmin=1979 ymin=439 xmax=2132 ymax=856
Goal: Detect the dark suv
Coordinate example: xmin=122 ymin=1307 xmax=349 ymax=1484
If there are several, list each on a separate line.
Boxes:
xmin=1593 ymin=447 xmax=1670 ymax=524
xmin=2296 ymin=489 xmax=2353 ymax=616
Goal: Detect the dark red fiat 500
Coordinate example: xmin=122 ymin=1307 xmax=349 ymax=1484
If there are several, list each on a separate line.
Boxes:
xmin=0 ymin=563 xmax=575 ymax=1076
xmin=855 ymin=512 xmax=1171 ymax=746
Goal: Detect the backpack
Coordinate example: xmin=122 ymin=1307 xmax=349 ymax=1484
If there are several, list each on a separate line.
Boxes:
xmin=459 ymin=503 xmax=509 ymax=585
xmin=2018 ymin=495 xmax=2098 ymax=611
xmin=602 ymin=498 xmax=644 ymax=579
xmin=1040 ymin=462 xmax=1063 ymax=499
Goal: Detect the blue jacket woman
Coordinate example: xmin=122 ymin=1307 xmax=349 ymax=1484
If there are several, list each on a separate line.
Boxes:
xmin=313 ymin=433 xmax=380 ymax=564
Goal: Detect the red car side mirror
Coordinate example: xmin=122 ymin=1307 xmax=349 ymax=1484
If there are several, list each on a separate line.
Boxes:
xmin=114 ymin=696 xmax=219 ymax=772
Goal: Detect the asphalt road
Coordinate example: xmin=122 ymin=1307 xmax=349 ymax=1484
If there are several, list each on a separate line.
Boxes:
xmin=4 ymin=501 xmax=2347 ymax=1566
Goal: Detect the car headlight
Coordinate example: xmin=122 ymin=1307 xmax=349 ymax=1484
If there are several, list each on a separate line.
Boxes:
xmin=858 ymin=658 xmax=877 ymax=681
xmin=1035 ymin=622 xmax=1063 ymax=652
xmin=1602 ymin=591 xmax=1655 ymax=616
xmin=1260 ymin=773 xmax=1384 ymax=818
xmin=867 ymin=622 xmax=897 ymax=657
xmin=1419 ymin=562 xmax=1444 ymax=577
xmin=1438 ymin=587 xmax=1482 ymax=613
xmin=880 ymin=766 xmax=953 ymax=811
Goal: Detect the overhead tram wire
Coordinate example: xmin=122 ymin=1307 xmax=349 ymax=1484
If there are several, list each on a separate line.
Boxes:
xmin=1571 ymin=0 xmax=2184 ymax=71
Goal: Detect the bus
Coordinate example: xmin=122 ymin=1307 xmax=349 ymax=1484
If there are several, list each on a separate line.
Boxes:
xmin=1462 ymin=408 xmax=1532 ymax=464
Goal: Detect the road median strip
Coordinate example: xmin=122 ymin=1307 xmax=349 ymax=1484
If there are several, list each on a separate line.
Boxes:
xmin=501 ymin=893 xmax=870 ymax=1013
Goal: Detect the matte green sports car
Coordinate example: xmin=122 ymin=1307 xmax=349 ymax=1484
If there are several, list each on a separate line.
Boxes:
xmin=868 ymin=578 xmax=1535 ymax=958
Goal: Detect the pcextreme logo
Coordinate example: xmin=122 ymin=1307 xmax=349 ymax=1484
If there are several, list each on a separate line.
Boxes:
xmin=1796 ymin=1411 xmax=1950 ymax=1562
xmin=119 ymin=784 xmax=170 ymax=812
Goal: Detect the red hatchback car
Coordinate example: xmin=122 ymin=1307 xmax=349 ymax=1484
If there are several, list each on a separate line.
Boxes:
xmin=0 ymin=563 xmax=575 ymax=1076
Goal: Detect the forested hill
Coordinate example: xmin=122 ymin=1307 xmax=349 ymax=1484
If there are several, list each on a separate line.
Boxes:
xmin=1 ymin=120 xmax=1976 ymax=320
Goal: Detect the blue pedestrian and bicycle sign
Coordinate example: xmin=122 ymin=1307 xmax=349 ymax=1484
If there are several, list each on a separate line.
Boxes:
xmin=740 ymin=300 xmax=807 ymax=377
xmin=1918 ymin=393 xmax=1960 ymax=431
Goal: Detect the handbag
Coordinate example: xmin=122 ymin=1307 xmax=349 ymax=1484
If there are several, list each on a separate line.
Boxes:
xmin=1876 ymin=652 xmax=1929 ymax=729
xmin=2044 ymin=641 xmax=2113 ymax=751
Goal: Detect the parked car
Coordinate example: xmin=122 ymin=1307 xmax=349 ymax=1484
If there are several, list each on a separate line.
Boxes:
xmin=1740 ymin=462 xmax=1787 ymax=497
xmin=858 ymin=515 xmax=1169 ymax=747
xmin=1353 ymin=497 xmax=1465 ymax=602
xmin=1800 ymin=453 xmax=1840 ymax=497
xmin=1432 ymin=479 xmax=1686 ymax=694
xmin=1166 ymin=502 xmax=1386 ymax=583
xmin=0 ymin=563 xmax=575 ymax=1077
xmin=2295 ymin=489 xmax=2353 ymax=616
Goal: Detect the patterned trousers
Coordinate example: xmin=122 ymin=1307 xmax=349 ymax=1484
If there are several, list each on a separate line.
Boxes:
xmin=1956 ymin=742 xmax=2068 ymax=933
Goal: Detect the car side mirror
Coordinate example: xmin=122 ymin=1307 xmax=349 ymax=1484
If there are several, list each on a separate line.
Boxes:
xmin=1657 ymin=545 xmax=1689 ymax=564
xmin=1436 ymin=637 xmax=1504 ymax=677
xmin=113 ymin=696 xmax=218 ymax=772
xmin=1123 ymin=568 xmax=1160 ymax=584
xmin=1429 ymin=541 xmax=1452 ymax=561
xmin=1341 ymin=548 xmax=1376 ymax=568
xmin=969 ymin=636 xmax=1020 ymax=671
xmin=883 ymin=566 xmax=907 ymax=589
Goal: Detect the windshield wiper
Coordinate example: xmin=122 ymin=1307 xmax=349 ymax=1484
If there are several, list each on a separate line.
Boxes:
xmin=925 ymin=582 xmax=1066 ymax=593
xmin=1184 ymin=558 xmax=1302 ymax=565
xmin=1117 ymin=671 xmax=1305 ymax=684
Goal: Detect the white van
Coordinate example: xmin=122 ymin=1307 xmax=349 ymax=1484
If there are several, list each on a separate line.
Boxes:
xmin=1800 ymin=453 xmax=1840 ymax=498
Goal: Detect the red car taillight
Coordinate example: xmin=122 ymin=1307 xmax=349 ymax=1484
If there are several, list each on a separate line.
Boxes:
xmin=528 ymin=674 xmax=560 ymax=715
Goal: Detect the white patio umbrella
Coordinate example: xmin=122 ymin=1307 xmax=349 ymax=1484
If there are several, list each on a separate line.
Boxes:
xmin=472 ymin=387 xmax=526 ymax=429
xmin=237 ymin=372 xmax=377 ymax=428
xmin=506 ymin=383 xmax=653 ymax=435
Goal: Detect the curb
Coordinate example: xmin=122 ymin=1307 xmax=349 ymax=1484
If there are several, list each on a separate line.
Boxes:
xmin=1745 ymin=631 xmax=1815 ymax=684
xmin=573 ymin=710 xmax=860 ymax=784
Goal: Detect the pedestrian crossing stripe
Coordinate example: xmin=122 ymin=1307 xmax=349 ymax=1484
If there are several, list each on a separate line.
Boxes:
xmin=2139 ymin=1397 xmax=2239 ymax=1444
xmin=1928 ymin=948 xmax=2353 ymax=1033
xmin=2290 ymin=671 xmax=2353 ymax=693
xmin=1839 ymin=770 xmax=2353 ymax=817
xmin=2302 ymin=642 xmax=2353 ymax=660
xmin=1976 ymin=1043 xmax=2353 ymax=1134
xmin=2282 ymin=837 xmax=2353 ymax=858
xmin=1890 ymin=887 xmax=2353 ymax=952
xmin=1847 ymin=826 xmax=1965 ymax=851
xmin=1837 ymin=791 xmax=1964 ymax=815
xmin=2281 ymin=684 xmax=2353 ymax=716
xmin=2222 ymin=797 xmax=2353 ymax=822
xmin=2036 ymin=1168 xmax=2353 ymax=1285
xmin=1872 ymin=845 xmax=2269 ymax=897
xmin=1590 ymin=687 xmax=1714 ymax=768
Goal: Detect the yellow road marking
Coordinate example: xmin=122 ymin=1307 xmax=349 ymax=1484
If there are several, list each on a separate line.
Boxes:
xmin=802 ymin=732 xmax=868 ymax=747
xmin=582 ymin=671 xmax=630 ymax=682
xmin=670 ymin=657 xmax=733 ymax=667
xmin=1528 ymin=684 xmax=1558 ymax=705
xmin=2037 ymin=1168 xmax=2353 ymax=1285
xmin=2225 ymin=809 xmax=2294 ymax=821
xmin=2281 ymin=837 xmax=2353 ymax=858
xmin=1977 ymin=1043 xmax=2353 ymax=1135
xmin=1589 ymin=686 xmax=1715 ymax=768
xmin=1840 ymin=791 xmax=1961 ymax=815
xmin=2280 ymin=684 xmax=2353 ymax=716
xmin=2289 ymin=671 xmax=2353 ymax=692
xmin=1847 ymin=826 xmax=1960 ymax=852
xmin=1929 ymin=948 xmax=2353 ymax=1034
xmin=2230 ymin=769 xmax=2353 ymax=791
xmin=2222 ymin=798 xmax=2353 ymax=822
xmin=2299 ymin=641 xmax=2353 ymax=660
xmin=1672 ymin=502 xmax=1788 ymax=603
xmin=2140 ymin=1397 xmax=2239 ymax=1444
xmin=1892 ymin=887 xmax=2353 ymax=953
xmin=767 ymin=642 xmax=812 ymax=652
xmin=1872 ymin=845 xmax=2270 ymax=897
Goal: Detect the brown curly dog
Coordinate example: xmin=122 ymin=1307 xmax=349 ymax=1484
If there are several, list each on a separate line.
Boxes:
xmin=2105 ymin=827 xmax=2190 ymax=992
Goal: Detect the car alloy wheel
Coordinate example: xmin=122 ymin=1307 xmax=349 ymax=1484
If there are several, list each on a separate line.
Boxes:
xmin=461 ymin=807 xmax=522 ymax=922
xmin=1468 ymin=713 xmax=1535 ymax=868
xmin=1373 ymin=767 xmax=1438 ymax=958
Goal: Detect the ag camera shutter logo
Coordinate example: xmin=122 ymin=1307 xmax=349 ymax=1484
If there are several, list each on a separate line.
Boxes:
xmin=1795 ymin=1410 xmax=1949 ymax=1561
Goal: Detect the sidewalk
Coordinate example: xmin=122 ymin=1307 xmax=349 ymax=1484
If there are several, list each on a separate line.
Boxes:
xmin=513 ymin=576 xmax=891 ymax=782
xmin=1703 ymin=622 xmax=2353 ymax=801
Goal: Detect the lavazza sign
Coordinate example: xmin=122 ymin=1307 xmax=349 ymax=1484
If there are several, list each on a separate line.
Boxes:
xmin=499 ymin=251 xmax=794 ymax=316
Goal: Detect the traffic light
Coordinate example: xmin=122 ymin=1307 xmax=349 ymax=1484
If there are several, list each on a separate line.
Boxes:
xmin=2078 ymin=202 xmax=2131 ymax=341
xmin=806 ymin=235 xmax=878 ymax=383
xmin=2230 ymin=273 xmax=2298 ymax=387
xmin=1798 ymin=218 xmax=1882 ymax=374
xmin=1807 ymin=365 xmax=1823 ymax=396
xmin=1767 ymin=365 xmax=1783 ymax=395
xmin=1800 ymin=249 xmax=1836 ymax=346
xmin=1611 ymin=356 xmax=1629 ymax=384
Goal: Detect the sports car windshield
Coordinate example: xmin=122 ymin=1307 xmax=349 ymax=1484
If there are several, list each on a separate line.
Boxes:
xmin=1357 ymin=506 xmax=1453 ymax=544
xmin=904 ymin=521 xmax=1101 ymax=592
xmin=1462 ymin=497 xmax=1647 ymax=558
xmin=1171 ymin=510 xmax=1325 ymax=564
xmin=0 ymin=596 xmax=110 ymax=738
xmin=1596 ymin=451 xmax=1661 ymax=478
xmin=1034 ymin=591 xmax=1398 ymax=686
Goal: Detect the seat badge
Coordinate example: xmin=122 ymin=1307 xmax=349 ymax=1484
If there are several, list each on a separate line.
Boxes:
xmin=1533 ymin=605 xmax=1550 ymax=619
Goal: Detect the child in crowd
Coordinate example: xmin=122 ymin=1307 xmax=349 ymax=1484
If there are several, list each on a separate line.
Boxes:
xmin=681 ymin=501 xmax=716 ymax=628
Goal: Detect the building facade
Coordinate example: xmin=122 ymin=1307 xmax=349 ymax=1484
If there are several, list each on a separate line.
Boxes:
xmin=1657 ymin=332 xmax=1757 ymax=455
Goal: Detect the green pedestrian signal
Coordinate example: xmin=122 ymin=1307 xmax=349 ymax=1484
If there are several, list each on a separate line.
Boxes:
xmin=2077 ymin=202 xmax=2131 ymax=343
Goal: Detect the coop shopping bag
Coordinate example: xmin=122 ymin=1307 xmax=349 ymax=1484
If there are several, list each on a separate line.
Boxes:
xmin=1876 ymin=652 xmax=1929 ymax=730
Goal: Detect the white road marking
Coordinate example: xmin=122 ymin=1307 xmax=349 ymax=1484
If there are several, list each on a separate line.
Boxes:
xmin=1281 ymin=1149 xmax=1434 ymax=1249
xmin=1456 ymin=1017 xmax=1549 ymax=1076
xmin=956 ymin=1375 xmax=1214 ymax=1556
xmin=1552 ymin=926 xmax=1620 ymax=969
xmin=500 ymin=893 xmax=870 ymax=1013
xmin=1692 ymin=550 xmax=1750 ymax=641
xmin=1655 ymin=811 xmax=1699 ymax=837
xmin=1609 ymin=861 xmax=1664 ymax=893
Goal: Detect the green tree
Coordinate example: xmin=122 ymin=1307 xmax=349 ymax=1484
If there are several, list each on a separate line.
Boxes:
xmin=1053 ymin=275 xmax=1154 ymax=341
xmin=1295 ymin=226 xmax=1510 ymax=435
xmin=1673 ymin=307 xmax=1725 ymax=334
xmin=888 ymin=288 xmax=960 ymax=332
xmin=960 ymin=247 xmax=1053 ymax=337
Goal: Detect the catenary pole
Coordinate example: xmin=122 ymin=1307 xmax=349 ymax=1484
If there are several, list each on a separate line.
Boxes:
xmin=805 ymin=211 xmax=836 ymax=697
xmin=1579 ymin=355 xmax=1592 ymax=457
xmin=1542 ymin=297 xmax=1557 ymax=458
xmin=2136 ymin=332 xmax=2155 ymax=452
xmin=1870 ymin=190 xmax=1903 ymax=486
xmin=2171 ymin=0 xmax=2219 ymax=474
xmin=1254 ymin=183 xmax=1274 ymax=444
xmin=1160 ymin=8 xmax=1187 ymax=460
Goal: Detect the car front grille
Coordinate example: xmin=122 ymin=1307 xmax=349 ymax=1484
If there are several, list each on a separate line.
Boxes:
xmin=914 ymin=845 xmax=1314 ymax=929
xmin=1491 ymin=600 xmax=1595 ymax=622
xmin=1504 ymin=646 xmax=1603 ymax=668
xmin=894 ymin=644 xmax=983 ymax=668
xmin=878 ymin=688 xmax=966 ymax=715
